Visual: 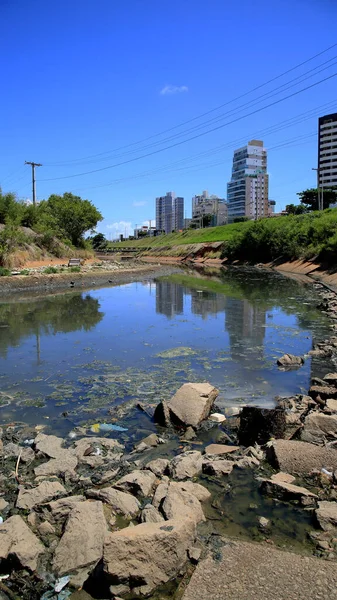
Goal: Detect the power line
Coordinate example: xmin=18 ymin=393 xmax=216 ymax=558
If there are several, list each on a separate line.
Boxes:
xmin=44 ymin=42 xmax=337 ymax=167
xmin=39 ymin=71 xmax=337 ymax=182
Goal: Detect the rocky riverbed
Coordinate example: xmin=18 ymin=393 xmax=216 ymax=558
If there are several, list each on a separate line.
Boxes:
xmin=0 ymin=281 xmax=337 ymax=599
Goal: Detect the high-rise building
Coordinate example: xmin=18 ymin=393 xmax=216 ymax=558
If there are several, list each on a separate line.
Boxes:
xmin=318 ymin=113 xmax=337 ymax=190
xmin=227 ymin=140 xmax=269 ymax=223
xmin=192 ymin=190 xmax=227 ymax=227
xmin=155 ymin=192 xmax=184 ymax=233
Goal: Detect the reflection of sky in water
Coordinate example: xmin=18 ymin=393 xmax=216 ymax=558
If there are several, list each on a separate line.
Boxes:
xmin=0 ymin=269 xmax=332 ymax=430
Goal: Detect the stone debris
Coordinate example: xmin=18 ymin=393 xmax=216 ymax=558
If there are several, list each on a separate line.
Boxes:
xmin=114 ymin=469 xmax=158 ymax=498
xmin=315 ymin=501 xmax=337 ymax=531
xmin=277 ymin=354 xmax=304 ymax=368
xmin=141 ymin=504 xmax=165 ymax=523
xmin=266 ymin=439 xmax=337 ymax=474
xmin=17 ymin=481 xmax=67 ymax=510
xmin=103 ymin=518 xmax=196 ymax=597
xmin=169 ymin=451 xmax=203 ymax=480
xmin=161 ymin=485 xmax=205 ymax=524
xmin=86 ymin=487 xmax=140 ymax=518
xmin=202 ymin=457 xmax=234 ymax=476
xmin=34 ymin=433 xmax=65 ymax=458
xmin=38 ymin=520 xmax=55 ymax=536
xmin=170 ymin=481 xmax=211 ymax=502
xmin=205 ymin=444 xmax=240 ymax=455
xmin=0 ymin=515 xmax=45 ymax=571
xmin=34 ymin=453 xmax=78 ymax=478
xmin=258 ymin=516 xmax=270 ymax=530
xmin=154 ymin=382 xmax=219 ymax=428
xmin=260 ymin=478 xmax=317 ymax=501
xmin=152 ymin=478 xmax=170 ymax=510
xmin=301 ymin=412 xmax=337 ymax=444
xmin=47 ymin=495 xmax=85 ymax=520
xmin=208 ymin=413 xmax=226 ymax=423
xmin=270 ymin=472 xmax=295 ymax=484
xmin=53 ymin=500 xmax=108 ymax=584
xmin=145 ymin=458 xmax=169 ymax=477
xmin=326 ymin=398 xmax=337 ymax=412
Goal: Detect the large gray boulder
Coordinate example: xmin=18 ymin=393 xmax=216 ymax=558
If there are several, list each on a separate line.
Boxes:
xmin=277 ymin=354 xmax=304 ymax=368
xmin=86 ymin=487 xmax=140 ymax=518
xmin=0 ymin=515 xmax=45 ymax=571
xmin=266 ymin=439 xmax=337 ymax=474
xmin=17 ymin=481 xmax=67 ymax=510
xmin=53 ymin=500 xmax=107 ymax=584
xmin=301 ymin=413 xmax=337 ymax=443
xmin=154 ymin=383 xmax=219 ymax=428
xmin=141 ymin=504 xmax=165 ymax=523
xmin=169 ymin=451 xmax=203 ymax=480
xmin=260 ymin=478 xmax=317 ymax=501
xmin=202 ymin=457 xmax=234 ymax=476
xmin=103 ymin=519 xmax=196 ymax=596
xmin=47 ymin=495 xmax=85 ymax=521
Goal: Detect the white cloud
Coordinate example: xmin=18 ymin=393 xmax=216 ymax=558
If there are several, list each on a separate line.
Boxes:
xmin=143 ymin=219 xmax=156 ymax=227
xmin=132 ymin=201 xmax=147 ymax=207
xmin=106 ymin=221 xmax=133 ymax=238
xmin=160 ymin=84 xmax=188 ymax=96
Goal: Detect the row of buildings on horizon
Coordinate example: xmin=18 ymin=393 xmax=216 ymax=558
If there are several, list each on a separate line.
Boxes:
xmin=132 ymin=112 xmax=337 ymax=238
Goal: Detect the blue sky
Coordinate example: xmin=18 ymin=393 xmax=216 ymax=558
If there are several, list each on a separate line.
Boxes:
xmin=1 ymin=0 xmax=337 ymax=237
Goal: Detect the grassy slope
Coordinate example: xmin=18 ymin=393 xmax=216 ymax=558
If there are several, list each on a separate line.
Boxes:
xmin=109 ymin=209 xmax=337 ymax=264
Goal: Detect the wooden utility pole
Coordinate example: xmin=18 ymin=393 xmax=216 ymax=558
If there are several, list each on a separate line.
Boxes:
xmin=25 ymin=161 xmax=42 ymax=206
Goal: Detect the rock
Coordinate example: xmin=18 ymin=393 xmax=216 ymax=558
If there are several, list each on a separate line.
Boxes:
xmin=155 ymin=383 xmax=219 ymax=428
xmin=27 ymin=512 xmax=39 ymax=528
xmin=284 ymin=413 xmax=303 ymax=439
xmin=34 ymin=452 xmax=78 ymax=478
xmin=270 ymin=472 xmax=295 ymax=484
xmin=135 ymin=433 xmax=162 ymax=450
xmin=0 ymin=515 xmax=44 ymax=571
xmin=188 ymin=547 xmax=202 ymax=564
xmin=53 ymin=500 xmax=107 ymax=583
xmin=152 ymin=479 xmax=170 ymax=510
xmin=141 ymin=504 xmax=165 ymax=523
xmin=99 ymin=468 xmax=121 ymax=484
xmin=17 ymin=481 xmax=67 ymax=510
xmin=202 ymin=457 xmax=234 ymax=476
xmin=181 ymin=538 xmax=337 ymax=600
xmin=266 ymin=439 xmax=337 ymax=474
xmin=326 ymin=399 xmax=337 ymax=412
xmin=277 ymin=354 xmax=304 ymax=368
xmin=48 ymin=495 xmax=85 ymax=520
xmin=170 ymin=481 xmax=211 ymax=502
xmin=73 ymin=437 xmax=123 ymax=462
xmin=114 ymin=470 xmax=157 ymax=498
xmin=323 ymin=373 xmax=337 ymax=385
xmin=169 ymin=451 xmax=203 ymax=480
xmin=258 ymin=516 xmax=270 ymax=530
xmin=315 ymin=501 xmax=337 ymax=531
xmin=205 ymin=444 xmax=240 ymax=455
xmin=38 ymin=521 xmax=55 ymax=535
xmin=260 ymin=478 xmax=317 ymax=501
xmin=209 ymin=412 xmax=227 ymax=422
xmin=0 ymin=499 xmax=9 ymax=511
xmin=182 ymin=426 xmax=197 ymax=441
xmin=238 ymin=406 xmax=286 ymax=446
xmin=301 ymin=413 xmax=337 ymax=443
xmin=235 ymin=456 xmax=260 ymax=469
xmin=103 ymin=519 xmax=196 ymax=597
xmin=161 ymin=486 xmax=205 ymax=524
xmin=34 ymin=433 xmax=65 ymax=458
xmin=153 ymin=400 xmax=171 ymax=427
xmin=145 ymin=458 xmax=169 ymax=477
xmin=86 ymin=487 xmax=140 ymax=518
xmin=309 ymin=385 xmax=337 ymax=401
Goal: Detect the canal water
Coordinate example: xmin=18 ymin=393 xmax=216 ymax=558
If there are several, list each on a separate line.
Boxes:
xmin=0 ymin=266 xmax=333 ymax=593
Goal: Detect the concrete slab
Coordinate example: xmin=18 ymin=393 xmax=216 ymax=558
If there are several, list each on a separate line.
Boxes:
xmin=182 ymin=539 xmax=337 ymax=600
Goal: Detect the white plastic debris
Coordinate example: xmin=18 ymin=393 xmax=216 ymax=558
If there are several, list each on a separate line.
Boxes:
xmin=54 ymin=575 xmax=70 ymax=593
xmin=321 ymin=468 xmax=333 ymax=477
xmin=209 ymin=413 xmax=226 ymax=423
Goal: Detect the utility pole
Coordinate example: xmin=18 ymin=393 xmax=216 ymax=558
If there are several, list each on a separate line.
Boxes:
xmin=25 ymin=161 xmax=42 ymax=206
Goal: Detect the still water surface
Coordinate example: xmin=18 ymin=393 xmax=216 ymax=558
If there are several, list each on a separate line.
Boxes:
xmin=0 ymin=267 xmax=331 ymax=440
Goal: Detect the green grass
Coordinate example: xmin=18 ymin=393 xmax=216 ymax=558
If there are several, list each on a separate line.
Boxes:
xmin=0 ymin=267 xmax=11 ymax=276
xmin=19 ymin=269 xmax=30 ymax=275
xmin=69 ymin=266 xmax=81 ymax=272
xmin=109 ymin=209 xmax=337 ymax=265
xmin=43 ymin=266 xmax=59 ymax=274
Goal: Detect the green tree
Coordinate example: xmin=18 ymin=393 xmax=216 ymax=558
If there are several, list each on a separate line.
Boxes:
xmin=0 ymin=190 xmax=23 ymax=224
xmin=297 ymin=188 xmax=337 ymax=211
xmin=91 ymin=232 xmax=107 ymax=250
xmin=285 ymin=203 xmax=307 ymax=215
xmin=41 ymin=192 xmax=103 ymax=246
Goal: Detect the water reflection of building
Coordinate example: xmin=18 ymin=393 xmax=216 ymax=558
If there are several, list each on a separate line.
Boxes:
xmin=190 ymin=289 xmax=226 ymax=320
xmin=155 ymin=281 xmax=184 ymax=318
xmin=225 ymin=297 xmax=266 ymax=362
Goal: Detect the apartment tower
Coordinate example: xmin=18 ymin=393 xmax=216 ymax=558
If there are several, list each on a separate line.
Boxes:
xmin=156 ymin=192 xmax=184 ymax=233
xmin=318 ymin=113 xmax=337 ymax=190
xmin=227 ymin=140 xmax=269 ymax=222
